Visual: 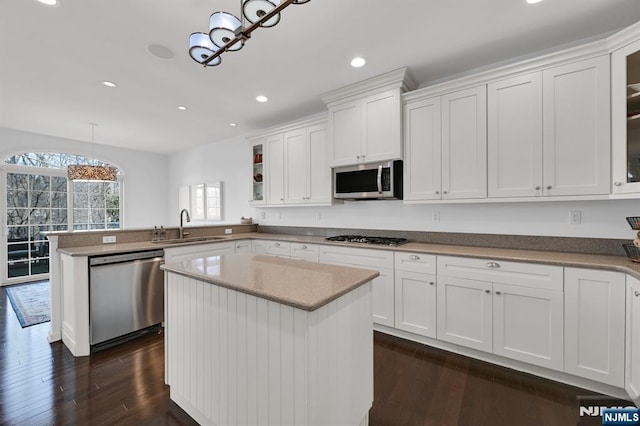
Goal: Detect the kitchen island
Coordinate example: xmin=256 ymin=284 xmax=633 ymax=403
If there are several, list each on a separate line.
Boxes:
xmin=161 ymin=253 xmax=379 ymax=426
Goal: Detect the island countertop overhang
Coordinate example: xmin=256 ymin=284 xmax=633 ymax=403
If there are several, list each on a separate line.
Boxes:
xmin=160 ymin=253 xmax=379 ymax=311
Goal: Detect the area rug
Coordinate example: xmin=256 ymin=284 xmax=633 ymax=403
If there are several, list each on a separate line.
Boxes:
xmin=6 ymin=281 xmax=50 ymax=327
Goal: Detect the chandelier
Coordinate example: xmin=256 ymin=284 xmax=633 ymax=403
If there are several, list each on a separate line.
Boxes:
xmin=189 ymin=0 xmax=310 ymax=67
xmin=67 ymin=124 xmax=117 ymax=182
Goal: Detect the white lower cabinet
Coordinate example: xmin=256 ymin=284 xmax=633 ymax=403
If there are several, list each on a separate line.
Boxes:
xmin=564 ymin=268 xmax=625 ymax=387
xmin=627 ymin=275 xmax=640 ymax=405
xmin=265 ymin=240 xmax=291 ymax=258
xmin=319 ymin=245 xmax=395 ymax=327
xmin=164 ymin=241 xmax=235 ymax=263
xmin=394 ymin=252 xmax=437 ymax=338
xmin=436 ymin=256 xmax=564 ymax=371
xmin=289 ymin=243 xmax=319 ymax=262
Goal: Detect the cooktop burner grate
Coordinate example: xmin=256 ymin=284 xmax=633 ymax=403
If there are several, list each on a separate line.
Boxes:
xmin=325 ymin=235 xmax=409 ymax=246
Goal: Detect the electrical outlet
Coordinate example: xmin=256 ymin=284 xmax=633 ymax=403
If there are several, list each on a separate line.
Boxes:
xmin=432 ymin=211 xmax=440 ymax=222
xmin=259 ymin=211 xmax=266 ymax=220
xmin=225 ymin=228 xmax=232 ymax=234
xmin=569 ymin=210 xmax=582 ymax=224
xmin=102 ymin=236 xmax=116 ymax=244
xmin=314 ymin=212 xmax=321 ymax=221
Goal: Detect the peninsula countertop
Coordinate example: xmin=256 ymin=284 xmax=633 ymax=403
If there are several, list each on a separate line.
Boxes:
xmin=160 ymin=253 xmax=380 ymax=311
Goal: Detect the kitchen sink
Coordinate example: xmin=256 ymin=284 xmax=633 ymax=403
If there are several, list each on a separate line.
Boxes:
xmin=154 ymin=236 xmax=227 ymax=245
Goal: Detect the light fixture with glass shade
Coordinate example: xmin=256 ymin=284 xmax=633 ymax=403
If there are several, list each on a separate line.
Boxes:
xmin=189 ymin=0 xmax=310 ymax=68
xmin=67 ymin=124 xmax=117 ymax=181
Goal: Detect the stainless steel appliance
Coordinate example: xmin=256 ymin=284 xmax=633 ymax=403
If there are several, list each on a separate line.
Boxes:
xmin=325 ymin=235 xmax=408 ymax=246
xmin=333 ymin=160 xmax=403 ymax=200
xmin=89 ymin=249 xmax=164 ymax=349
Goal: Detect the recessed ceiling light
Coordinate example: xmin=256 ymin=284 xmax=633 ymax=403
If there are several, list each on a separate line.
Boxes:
xmin=177 ymin=105 xmax=187 ymax=111
xmin=526 ymin=0 xmax=543 ymax=3
xmin=37 ymin=0 xmax=58 ymax=6
xmin=229 ymin=122 xmax=238 ymax=127
xmin=350 ymin=57 xmax=366 ymax=68
xmin=256 ymin=95 xmax=268 ymax=103
xmin=101 ymin=81 xmax=117 ymax=88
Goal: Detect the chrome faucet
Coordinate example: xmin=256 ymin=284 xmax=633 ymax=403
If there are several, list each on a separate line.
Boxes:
xmin=179 ymin=209 xmax=191 ymax=239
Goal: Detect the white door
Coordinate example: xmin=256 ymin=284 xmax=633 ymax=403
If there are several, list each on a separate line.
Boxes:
xmin=394 ymin=270 xmax=436 ymax=338
xmin=436 ymin=276 xmax=492 ymax=352
xmin=542 ymin=55 xmax=610 ymax=196
xmin=363 ymin=90 xmax=402 ymax=163
xmin=403 ymin=96 xmax=442 ymax=201
xmin=492 ymin=283 xmax=563 ymax=371
xmin=284 ymin=128 xmax=308 ymax=204
xmin=565 ymin=268 xmax=625 ymax=387
xmin=328 ymin=102 xmax=362 ymax=167
xmin=265 ymin=134 xmax=285 ymax=205
xmin=372 ymin=268 xmax=395 ymax=327
xmin=441 ymin=86 xmax=487 ymax=200
xmin=488 ymin=73 xmax=543 ymax=198
xmin=626 ymin=275 xmax=640 ymax=405
xmin=307 ymin=123 xmax=331 ymax=204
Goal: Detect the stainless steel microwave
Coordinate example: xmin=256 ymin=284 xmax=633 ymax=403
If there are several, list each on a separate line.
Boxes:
xmin=333 ymin=160 xmax=403 ymax=200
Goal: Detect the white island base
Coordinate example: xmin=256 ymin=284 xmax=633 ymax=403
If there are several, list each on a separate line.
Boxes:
xmin=165 ymin=257 xmax=374 ymax=426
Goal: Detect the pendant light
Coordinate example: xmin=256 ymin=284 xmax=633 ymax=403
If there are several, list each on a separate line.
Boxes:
xmin=67 ymin=123 xmax=117 ymax=181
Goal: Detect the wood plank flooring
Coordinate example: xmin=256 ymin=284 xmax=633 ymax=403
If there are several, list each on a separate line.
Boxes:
xmin=0 ymin=284 xmax=599 ymax=425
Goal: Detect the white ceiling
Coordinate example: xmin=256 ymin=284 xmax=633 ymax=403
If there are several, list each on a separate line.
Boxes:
xmin=1 ymin=0 xmax=640 ymax=154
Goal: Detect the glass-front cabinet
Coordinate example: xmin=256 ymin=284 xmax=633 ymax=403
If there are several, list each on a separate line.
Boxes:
xmin=250 ymin=141 xmax=265 ymax=204
xmin=612 ymin=36 xmax=640 ymax=195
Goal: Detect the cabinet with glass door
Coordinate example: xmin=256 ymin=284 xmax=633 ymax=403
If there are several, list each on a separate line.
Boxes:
xmin=250 ymin=142 xmax=265 ymax=204
xmin=612 ymin=28 xmax=640 ymax=195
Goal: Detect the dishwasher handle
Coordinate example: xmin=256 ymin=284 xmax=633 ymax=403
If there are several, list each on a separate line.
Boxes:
xmin=89 ymin=249 xmax=165 ymax=266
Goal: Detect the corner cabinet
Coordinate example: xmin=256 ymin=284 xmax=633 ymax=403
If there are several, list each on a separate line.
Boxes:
xmin=247 ymin=114 xmax=331 ymax=207
xmin=323 ymin=68 xmax=417 ymax=167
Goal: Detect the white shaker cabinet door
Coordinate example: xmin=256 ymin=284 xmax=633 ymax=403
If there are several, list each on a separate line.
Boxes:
xmin=627 ymin=275 xmax=640 ymax=405
xmin=441 ymin=86 xmax=487 ymax=200
xmin=488 ymin=72 xmax=543 ymax=198
xmin=565 ymin=268 xmax=625 ymax=387
xmin=284 ymin=128 xmax=309 ymax=204
xmin=328 ymin=102 xmax=362 ymax=167
xmin=436 ymin=276 xmax=493 ymax=352
xmin=265 ymin=133 xmax=285 ymax=205
xmin=542 ymin=55 xmax=610 ymax=196
xmin=403 ymin=96 xmax=442 ymax=201
xmin=363 ymin=90 xmax=402 ymax=163
xmin=394 ymin=270 xmax=436 ymax=338
xmin=307 ymin=123 xmax=331 ymax=204
xmin=372 ymin=267 xmax=395 ymax=327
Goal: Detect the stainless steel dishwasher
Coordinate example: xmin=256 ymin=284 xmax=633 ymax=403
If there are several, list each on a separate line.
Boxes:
xmin=89 ymin=249 xmax=165 ymax=349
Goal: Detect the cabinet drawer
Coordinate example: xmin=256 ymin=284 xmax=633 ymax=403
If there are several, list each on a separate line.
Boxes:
xmin=265 ymin=240 xmax=291 ymax=257
xmin=318 ymin=245 xmax=394 ymax=269
xmin=290 ymin=243 xmax=319 ymax=262
xmin=437 ymin=255 xmax=562 ymax=291
xmin=395 ymin=252 xmax=437 ymax=274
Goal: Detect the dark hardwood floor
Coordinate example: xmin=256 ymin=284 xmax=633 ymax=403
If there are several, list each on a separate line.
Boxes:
xmin=0 ymin=284 xmax=599 ymax=425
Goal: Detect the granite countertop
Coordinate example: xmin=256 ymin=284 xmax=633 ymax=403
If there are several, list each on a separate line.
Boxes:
xmin=57 ymin=231 xmax=640 ymax=280
xmin=160 ymin=253 xmax=379 ymax=311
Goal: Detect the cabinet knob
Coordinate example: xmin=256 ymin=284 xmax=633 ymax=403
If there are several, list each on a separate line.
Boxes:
xmin=443 ymin=190 xmax=448 ymax=195
xmin=485 ymin=289 xmax=491 ymax=294
xmin=635 ymin=290 xmax=640 ymax=297
xmin=495 ymin=291 xmax=501 ymax=295
xmin=301 ymin=245 xmax=307 ymax=249
xmin=435 ymin=191 xmax=440 ymax=195
xmin=429 ymin=282 xmax=435 ymax=286
xmin=356 ymin=155 xmax=360 ymax=161
xmin=409 ymin=255 xmax=420 ymax=260
xmin=486 ymin=262 xmax=500 ymax=269
xmin=614 ymin=182 xmax=623 ymax=187
xmin=546 ymin=185 xmax=552 ymax=190
xmin=535 ymin=186 xmax=541 ymax=190
xmin=274 ymin=242 xmax=280 ymax=247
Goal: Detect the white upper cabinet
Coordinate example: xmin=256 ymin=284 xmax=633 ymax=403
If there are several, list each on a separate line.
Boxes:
xmin=323 ymin=68 xmax=417 ymax=168
xmin=488 ymin=73 xmax=543 ymax=198
xmin=611 ymin=31 xmax=640 ymax=195
xmin=248 ymin=115 xmax=330 ymax=207
xmin=542 ymin=55 xmax=610 ymax=196
xmin=441 ymin=86 xmax=487 ymax=200
xmin=403 ymin=96 xmax=442 ymax=201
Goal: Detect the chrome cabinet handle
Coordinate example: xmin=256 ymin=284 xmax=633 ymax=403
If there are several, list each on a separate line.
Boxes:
xmin=377 ymin=164 xmax=383 ymax=194
xmin=486 ymin=262 xmax=500 ymax=269
xmin=409 ymin=255 xmax=420 ymax=260
xmin=614 ymin=182 xmax=623 ymax=187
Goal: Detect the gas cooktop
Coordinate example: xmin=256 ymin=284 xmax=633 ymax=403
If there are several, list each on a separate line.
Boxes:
xmin=325 ymin=235 xmax=409 ymax=246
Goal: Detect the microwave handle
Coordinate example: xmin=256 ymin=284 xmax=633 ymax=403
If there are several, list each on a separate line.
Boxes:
xmin=377 ymin=164 xmax=383 ymax=194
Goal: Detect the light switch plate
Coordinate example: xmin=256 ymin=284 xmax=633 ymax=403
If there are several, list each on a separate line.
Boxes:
xmin=569 ymin=210 xmax=582 ymax=224
xmin=102 ymin=236 xmax=116 ymax=244
xmin=225 ymin=228 xmax=232 ymax=234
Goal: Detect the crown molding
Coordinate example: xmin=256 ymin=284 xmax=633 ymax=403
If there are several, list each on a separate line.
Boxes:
xmin=607 ymin=20 xmax=640 ymax=52
xmin=245 ymin=111 xmax=328 ymax=141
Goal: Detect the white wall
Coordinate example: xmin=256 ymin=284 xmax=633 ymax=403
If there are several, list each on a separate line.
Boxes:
xmin=167 ymin=135 xmax=255 ymax=226
xmin=0 ymin=127 xmax=169 ymax=227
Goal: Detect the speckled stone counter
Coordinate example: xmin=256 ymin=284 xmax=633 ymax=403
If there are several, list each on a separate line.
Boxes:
xmin=161 ymin=253 xmax=379 ymax=311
